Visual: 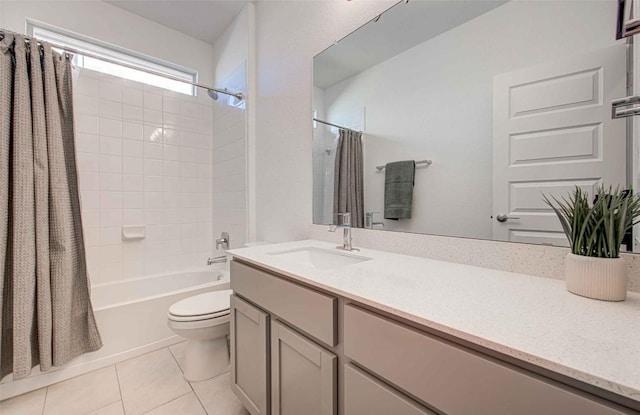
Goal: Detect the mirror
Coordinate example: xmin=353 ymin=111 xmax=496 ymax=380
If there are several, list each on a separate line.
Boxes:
xmin=312 ymin=0 xmax=638 ymax=252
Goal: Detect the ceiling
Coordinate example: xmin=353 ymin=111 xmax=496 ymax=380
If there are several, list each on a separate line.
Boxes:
xmin=314 ymin=0 xmax=507 ymax=89
xmin=106 ymin=0 xmax=248 ymax=44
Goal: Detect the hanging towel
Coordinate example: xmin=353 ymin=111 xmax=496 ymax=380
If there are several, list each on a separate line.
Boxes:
xmin=384 ymin=160 xmax=415 ymax=220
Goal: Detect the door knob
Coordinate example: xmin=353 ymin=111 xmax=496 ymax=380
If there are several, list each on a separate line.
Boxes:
xmin=496 ymin=214 xmax=520 ymax=223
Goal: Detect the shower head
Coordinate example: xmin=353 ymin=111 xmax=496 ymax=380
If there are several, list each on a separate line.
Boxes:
xmin=206 ymin=89 xmax=219 ymax=100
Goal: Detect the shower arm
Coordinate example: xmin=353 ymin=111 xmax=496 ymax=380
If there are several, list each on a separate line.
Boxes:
xmin=0 ymin=29 xmax=244 ymax=101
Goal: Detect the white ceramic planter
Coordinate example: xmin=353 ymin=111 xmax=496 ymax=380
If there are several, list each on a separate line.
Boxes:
xmin=565 ymin=253 xmax=627 ymax=301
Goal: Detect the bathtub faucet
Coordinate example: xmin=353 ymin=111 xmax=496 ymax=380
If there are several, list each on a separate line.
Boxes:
xmin=207 ymin=255 xmax=227 ymax=265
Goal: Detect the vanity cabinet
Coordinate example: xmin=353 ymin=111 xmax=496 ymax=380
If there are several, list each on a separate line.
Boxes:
xmin=271 ymin=320 xmax=337 ymax=415
xmin=230 ymin=260 xmax=338 ymax=415
xmin=230 ymin=294 xmax=270 ymax=415
xmin=230 ymin=259 xmax=635 ymax=415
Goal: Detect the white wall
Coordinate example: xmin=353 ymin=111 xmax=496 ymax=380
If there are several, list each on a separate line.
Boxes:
xmin=211 ymin=3 xmax=250 ymax=85
xmin=254 ymin=0 xmax=396 ymax=242
xmin=1 ymin=0 xmax=216 ymax=84
xmin=320 ymin=1 xmax=619 ymax=240
xmin=74 ymin=69 xmax=215 ymax=284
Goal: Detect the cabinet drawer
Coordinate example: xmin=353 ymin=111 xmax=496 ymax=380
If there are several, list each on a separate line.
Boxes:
xmin=231 ymin=260 xmax=337 ymax=346
xmin=344 ymin=364 xmax=435 ymax=415
xmin=344 ymin=305 xmax=629 ymax=415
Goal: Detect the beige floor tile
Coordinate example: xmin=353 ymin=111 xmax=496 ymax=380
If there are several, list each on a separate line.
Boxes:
xmin=87 ymin=401 xmax=124 ymax=415
xmin=168 ymin=341 xmax=187 ymax=374
xmin=142 ymin=392 xmax=205 ymax=415
xmin=116 ymin=348 xmax=191 ymax=415
xmin=43 ymin=366 xmax=120 ymax=415
xmin=190 ymin=373 xmax=248 ymax=415
xmin=0 ymin=387 xmax=47 ymax=415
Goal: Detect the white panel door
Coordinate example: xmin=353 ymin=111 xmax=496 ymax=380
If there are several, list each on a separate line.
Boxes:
xmin=493 ymin=45 xmax=627 ymax=245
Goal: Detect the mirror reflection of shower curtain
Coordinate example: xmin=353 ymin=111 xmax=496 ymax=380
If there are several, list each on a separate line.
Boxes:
xmin=333 ymin=129 xmax=364 ymax=228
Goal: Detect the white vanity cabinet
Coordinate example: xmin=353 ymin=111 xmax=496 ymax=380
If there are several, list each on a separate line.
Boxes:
xmin=230 ymin=259 xmax=637 ymax=415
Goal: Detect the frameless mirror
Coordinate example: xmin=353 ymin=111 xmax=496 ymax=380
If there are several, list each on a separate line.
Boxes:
xmin=312 ymin=0 xmax=638 ymax=252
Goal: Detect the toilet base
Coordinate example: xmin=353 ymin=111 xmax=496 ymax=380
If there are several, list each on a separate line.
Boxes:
xmin=183 ymin=336 xmax=230 ymax=381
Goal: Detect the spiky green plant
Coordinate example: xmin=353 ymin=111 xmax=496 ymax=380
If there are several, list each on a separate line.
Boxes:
xmin=543 ymin=186 xmax=640 ymax=258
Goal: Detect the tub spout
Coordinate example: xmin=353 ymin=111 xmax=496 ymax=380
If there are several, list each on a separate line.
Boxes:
xmin=207 ymin=255 xmax=227 ymax=266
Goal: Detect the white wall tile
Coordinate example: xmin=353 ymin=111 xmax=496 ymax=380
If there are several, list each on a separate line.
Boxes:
xmin=81 ymin=191 xmax=99 ymax=210
xmin=100 ymin=209 xmax=123 ymax=228
xmin=79 ymin=172 xmax=99 ymax=191
xmin=100 ymin=118 xmax=123 ymax=138
xmin=123 ymin=157 xmax=143 ymax=174
xmin=144 ymin=92 xmax=163 ymax=111
xmin=123 ymin=87 xmax=143 ymax=107
xmin=163 ymin=145 xmax=180 ymax=161
xmin=144 ymin=143 xmax=163 ymax=160
xmin=123 ymin=105 xmax=144 ymax=123
xmin=73 ymin=68 xmax=226 ymax=286
xmin=144 ymin=176 xmax=163 ymax=192
xmin=100 ymin=227 xmax=122 ymax=246
xmin=99 ymin=173 xmax=123 ymax=191
xmin=144 ymin=109 xmax=163 ymax=127
xmin=100 ymin=191 xmax=123 ymax=209
xmin=100 ymin=78 xmax=122 ymax=102
xmin=123 ymin=175 xmax=144 ymax=191
xmin=144 ymin=192 xmax=163 ymax=209
xmin=123 ymin=192 xmax=144 ymax=209
xmin=100 ymin=137 xmax=122 ymax=156
xmin=123 ymin=122 xmax=144 ymax=141
xmin=75 ymin=94 xmax=99 ymax=115
xmin=77 ymin=133 xmax=100 ymax=153
xmin=100 ymin=155 xmax=122 ymax=173
xmin=100 ymin=99 xmax=122 ymax=119
xmin=77 ymin=115 xmax=100 ymax=135
xmin=123 ymin=208 xmax=144 ymax=225
xmin=144 ymin=160 xmax=163 ymax=176
xmin=123 ymin=140 xmax=143 ymax=157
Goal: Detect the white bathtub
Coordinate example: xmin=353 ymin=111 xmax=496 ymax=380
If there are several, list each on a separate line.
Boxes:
xmin=0 ymin=268 xmax=229 ymax=400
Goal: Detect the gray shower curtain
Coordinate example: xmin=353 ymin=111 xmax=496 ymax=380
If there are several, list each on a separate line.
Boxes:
xmin=333 ymin=128 xmax=364 ymax=228
xmin=0 ymin=33 xmax=102 ymax=380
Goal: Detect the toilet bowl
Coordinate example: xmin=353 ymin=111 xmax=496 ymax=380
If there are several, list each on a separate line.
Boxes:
xmin=167 ymin=289 xmax=233 ymax=381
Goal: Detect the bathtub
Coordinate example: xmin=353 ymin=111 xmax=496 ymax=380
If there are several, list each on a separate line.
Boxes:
xmin=0 ymin=268 xmax=229 ymax=400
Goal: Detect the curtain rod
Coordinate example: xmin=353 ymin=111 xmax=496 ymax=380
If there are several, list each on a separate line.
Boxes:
xmin=0 ymin=29 xmax=244 ymax=101
xmin=313 ymin=118 xmax=362 ymax=134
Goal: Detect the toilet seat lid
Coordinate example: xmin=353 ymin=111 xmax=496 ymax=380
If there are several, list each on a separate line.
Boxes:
xmin=169 ymin=290 xmax=232 ymax=317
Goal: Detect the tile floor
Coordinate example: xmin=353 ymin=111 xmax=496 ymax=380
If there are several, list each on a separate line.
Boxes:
xmin=0 ymin=342 xmax=249 ymax=415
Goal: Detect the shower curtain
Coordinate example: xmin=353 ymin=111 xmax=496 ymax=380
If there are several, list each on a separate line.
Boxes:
xmin=0 ymin=33 xmax=102 ymax=380
xmin=333 ymin=128 xmax=364 ymax=228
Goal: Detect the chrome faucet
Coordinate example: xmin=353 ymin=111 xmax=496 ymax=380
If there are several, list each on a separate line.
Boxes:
xmin=207 ymin=255 xmax=227 ymax=265
xmin=328 ymin=212 xmax=358 ymax=251
xmin=215 ymin=232 xmax=230 ymax=250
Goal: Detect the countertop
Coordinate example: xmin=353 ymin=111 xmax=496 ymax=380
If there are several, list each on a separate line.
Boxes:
xmin=228 ymin=239 xmax=640 ymax=404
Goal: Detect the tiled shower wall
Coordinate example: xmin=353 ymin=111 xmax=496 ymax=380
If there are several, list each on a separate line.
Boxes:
xmin=74 ymin=68 xmax=215 ymax=285
xmin=211 ymin=65 xmax=247 ymax=250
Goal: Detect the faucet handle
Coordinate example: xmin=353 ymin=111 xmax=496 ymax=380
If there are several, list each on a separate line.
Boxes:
xmin=337 ymin=212 xmax=351 ymax=226
xmin=215 ymin=232 xmax=230 ymax=250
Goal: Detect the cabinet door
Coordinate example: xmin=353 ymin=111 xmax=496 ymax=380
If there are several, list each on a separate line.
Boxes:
xmin=271 ymin=320 xmax=336 ymax=415
xmin=230 ymin=294 xmax=270 ymax=415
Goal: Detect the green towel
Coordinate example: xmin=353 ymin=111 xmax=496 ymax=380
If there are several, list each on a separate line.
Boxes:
xmin=384 ymin=160 xmax=415 ymax=220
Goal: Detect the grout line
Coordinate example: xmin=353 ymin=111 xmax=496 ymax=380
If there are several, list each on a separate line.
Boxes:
xmin=40 ymin=387 xmax=49 ymax=415
xmin=167 ymin=344 xmax=208 ymax=414
xmin=140 ymin=391 xmax=193 ymax=415
xmin=113 ymin=363 xmax=125 ymax=414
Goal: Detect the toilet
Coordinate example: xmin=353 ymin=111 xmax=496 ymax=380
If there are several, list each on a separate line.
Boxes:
xmin=167 ymin=289 xmax=233 ymax=381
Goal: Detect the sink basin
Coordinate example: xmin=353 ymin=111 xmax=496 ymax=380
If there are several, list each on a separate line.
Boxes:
xmin=267 ymin=247 xmax=371 ymax=270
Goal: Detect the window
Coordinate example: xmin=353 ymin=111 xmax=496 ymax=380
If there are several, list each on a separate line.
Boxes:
xmin=28 ymin=20 xmax=197 ymax=95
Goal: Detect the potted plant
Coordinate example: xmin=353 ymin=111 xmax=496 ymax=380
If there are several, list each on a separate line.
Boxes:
xmin=544 ymin=186 xmax=640 ymax=301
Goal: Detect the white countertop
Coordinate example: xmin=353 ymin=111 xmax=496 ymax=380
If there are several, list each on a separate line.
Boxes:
xmin=228 ymin=239 xmax=640 ymax=403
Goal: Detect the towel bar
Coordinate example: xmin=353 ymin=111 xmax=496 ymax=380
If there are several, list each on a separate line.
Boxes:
xmin=375 ymin=160 xmax=432 ymax=171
